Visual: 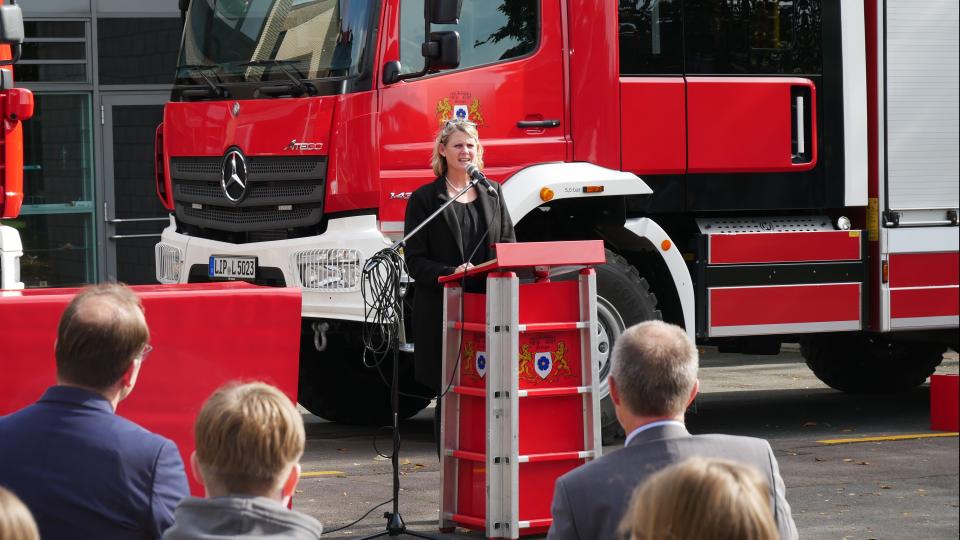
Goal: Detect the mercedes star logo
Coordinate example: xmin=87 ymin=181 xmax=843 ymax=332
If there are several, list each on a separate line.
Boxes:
xmin=221 ymin=149 xmax=248 ymax=203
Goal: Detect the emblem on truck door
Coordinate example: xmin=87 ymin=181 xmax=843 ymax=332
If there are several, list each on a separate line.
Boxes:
xmin=221 ymin=149 xmax=248 ymax=203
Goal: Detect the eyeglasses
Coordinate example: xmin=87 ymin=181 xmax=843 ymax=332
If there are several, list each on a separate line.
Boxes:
xmin=137 ymin=344 xmax=153 ymax=362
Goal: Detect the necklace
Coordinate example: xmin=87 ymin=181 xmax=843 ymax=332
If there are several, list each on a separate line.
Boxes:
xmin=445 ymin=176 xmax=467 ymax=194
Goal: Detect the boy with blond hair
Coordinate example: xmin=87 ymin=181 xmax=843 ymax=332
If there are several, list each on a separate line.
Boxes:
xmin=163 ymin=382 xmax=323 ymax=539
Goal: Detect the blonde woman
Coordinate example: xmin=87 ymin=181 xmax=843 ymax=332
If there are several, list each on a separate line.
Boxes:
xmin=403 ymin=119 xmax=516 ymax=397
xmin=618 ymin=457 xmax=780 ymax=540
xmin=0 ymin=486 xmax=39 ymax=540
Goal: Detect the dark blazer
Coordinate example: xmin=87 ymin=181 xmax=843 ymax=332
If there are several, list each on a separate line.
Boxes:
xmin=403 ymin=176 xmax=516 ymax=393
xmin=0 ymin=386 xmax=190 ymax=540
xmin=547 ymin=422 xmax=798 ymax=540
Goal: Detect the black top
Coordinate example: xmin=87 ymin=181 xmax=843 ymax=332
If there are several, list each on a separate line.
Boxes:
xmin=450 ymin=198 xmax=490 ymax=265
xmin=403 ymin=176 xmax=516 ymax=393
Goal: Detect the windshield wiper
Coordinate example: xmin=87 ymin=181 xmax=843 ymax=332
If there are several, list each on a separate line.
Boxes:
xmin=176 ymin=64 xmax=227 ymax=98
xmin=239 ymin=60 xmax=315 ymax=96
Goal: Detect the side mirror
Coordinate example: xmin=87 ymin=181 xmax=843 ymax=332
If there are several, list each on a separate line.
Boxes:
xmin=5 ymin=87 xmax=34 ymax=122
xmin=429 ymin=0 xmax=463 ymax=24
xmin=0 ymin=4 xmax=24 ymax=45
xmin=382 ymin=61 xmax=402 ymax=85
xmin=422 ymin=31 xmax=460 ymax=71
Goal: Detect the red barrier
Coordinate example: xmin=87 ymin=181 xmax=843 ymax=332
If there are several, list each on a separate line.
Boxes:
xmin=0 ymin=283 xmax=302 ymax=495
xmin=930 ymin=374 xmax=959 ymax=432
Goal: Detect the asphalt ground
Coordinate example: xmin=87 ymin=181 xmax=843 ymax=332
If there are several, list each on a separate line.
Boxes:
xmin=294 ymin=347 xmax=960 ymax=539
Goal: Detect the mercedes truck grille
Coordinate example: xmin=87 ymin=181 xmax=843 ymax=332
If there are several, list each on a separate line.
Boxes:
xmin=170 ymin=156 xmax=326 ymax=233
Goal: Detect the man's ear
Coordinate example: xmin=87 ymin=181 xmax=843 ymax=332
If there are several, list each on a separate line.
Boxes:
xmin=281 ymin=462 xmax=301 ymax=501
xmin=120 ymin=358 xmax=139 ymax=389
xmin=609 ymin=376 xmax=621 ymax=406
xmin=686 ymin=379 xmax=700 ymax=408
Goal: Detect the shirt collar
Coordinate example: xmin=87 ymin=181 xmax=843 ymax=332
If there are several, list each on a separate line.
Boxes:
xmin=624 ymin=419 xmax=685 ymax=446
xmin=39 ymin=385 xmax=115 ymax=414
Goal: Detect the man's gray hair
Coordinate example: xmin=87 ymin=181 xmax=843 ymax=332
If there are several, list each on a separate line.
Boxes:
xmin=610 ymin=321 xmax=698 ymax=417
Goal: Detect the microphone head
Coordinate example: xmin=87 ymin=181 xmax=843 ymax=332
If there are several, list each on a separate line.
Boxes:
xmin=465 ymin=163 xmax=481 ymax=178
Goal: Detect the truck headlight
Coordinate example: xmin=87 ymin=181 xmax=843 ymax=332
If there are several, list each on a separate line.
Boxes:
xmin=155 ymin=244 xmax=182 ymax=283
xmin=291 ymin=248 xmax=362 ymax=291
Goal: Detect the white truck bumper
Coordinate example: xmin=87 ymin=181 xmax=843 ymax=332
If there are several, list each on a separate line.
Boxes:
xmin=155 ymin=214 xmax=391 ymax=321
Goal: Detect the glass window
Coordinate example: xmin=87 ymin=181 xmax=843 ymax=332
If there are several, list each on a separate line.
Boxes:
xmin=11 ymin=213 xmax=96 ymax=288
xmin=17 ymin=93 xmax=97 ymax=288
xmin=619 ymin=0 xmax=683 ymax=75
xmin=13 ymin=21 xmax=88 ymax=83
xmin=21 ymin=95 xmax=95 ymax=206
xmin=684 ymin=0 xmax=822 ymax=75
xmin=400 ymin=0 xmax=538 ymax=75
xmin=177 ymin=0 xmax=377 ymax=84
xmin=98 ymin=18 xmax=182 ymax=85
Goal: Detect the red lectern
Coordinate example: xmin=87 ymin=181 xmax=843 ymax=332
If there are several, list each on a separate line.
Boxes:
xmin=438 ymin=240 xmax=605 ymax=538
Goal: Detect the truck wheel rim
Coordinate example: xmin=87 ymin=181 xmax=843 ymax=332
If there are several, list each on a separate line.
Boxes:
xmin=596 ymin=296 xmax=624 ymax=399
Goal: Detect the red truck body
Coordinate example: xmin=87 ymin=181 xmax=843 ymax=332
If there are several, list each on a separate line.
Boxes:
xmin=152 ymin=0 xmax=957 ymax=431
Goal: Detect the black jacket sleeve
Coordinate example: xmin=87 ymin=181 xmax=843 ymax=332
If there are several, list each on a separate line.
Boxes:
xmin=404 ymin=186 xmax=456 ymax=287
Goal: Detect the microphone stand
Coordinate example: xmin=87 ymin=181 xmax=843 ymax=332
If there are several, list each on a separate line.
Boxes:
xmin=359 ymin=177 xmax=481 ymax=539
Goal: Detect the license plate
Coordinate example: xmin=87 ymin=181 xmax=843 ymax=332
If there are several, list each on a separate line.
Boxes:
xmin=208 ymin=255 xmax=257 ymax=280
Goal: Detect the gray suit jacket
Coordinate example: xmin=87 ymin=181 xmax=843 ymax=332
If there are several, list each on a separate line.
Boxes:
xmin=547 ymin=423 xmax=798 ymax=540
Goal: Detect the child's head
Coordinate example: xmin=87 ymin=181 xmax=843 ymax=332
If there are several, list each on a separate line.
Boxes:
xmin=192 ymin=382 xmax=305 ymax=500
xmin=0 ymin=486 xmax=39 ymax=540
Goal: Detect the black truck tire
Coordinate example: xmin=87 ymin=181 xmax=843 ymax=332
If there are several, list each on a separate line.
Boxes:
xmin=577 ymin=250 xmax=662 ymax=444
xmin=297 ymin=331 xmax=430 ymax=425
xmin=801 ymin=333 xmax=947 ymax=393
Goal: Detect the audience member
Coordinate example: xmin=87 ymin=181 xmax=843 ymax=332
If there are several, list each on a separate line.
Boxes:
xmin=547 ymin=321 xmax=797 ymax=540
xmin=0 ymin=486 xmax=39 ymax=540
xmin=0 ymin=283 xmax=190 ymax=540
xmin=162 ymin=382 xmax=323 ymax=539
xmin=618 ymin=457 xmax=779 ymax=540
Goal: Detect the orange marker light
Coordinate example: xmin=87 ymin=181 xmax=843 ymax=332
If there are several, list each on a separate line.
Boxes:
xmin=583 ymin=186 xmax=604 ymax=193
xmin=540 ymin=187 xmax=555 ymax=201
xmin=882 ymin=260 xmax=889 ymax=283
xmin=661 ymin=239 xmax=672 ymax=251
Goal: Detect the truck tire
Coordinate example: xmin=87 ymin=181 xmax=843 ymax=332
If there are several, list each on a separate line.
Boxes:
xmin=565 ymin=250 xmax=662 ymax=444
xmin=800 ymin=333 xmax=947 ymax=393
xmin=297 ymin=331 xmax=431 ymax=425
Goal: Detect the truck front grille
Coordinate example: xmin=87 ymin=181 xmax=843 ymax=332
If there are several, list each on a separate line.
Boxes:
xmin=170 ymin=156 xmax=326 ymax=233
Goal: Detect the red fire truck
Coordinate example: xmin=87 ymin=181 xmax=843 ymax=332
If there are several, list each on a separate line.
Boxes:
xmin=156 ymin=0 xmax=959 ymax=439
xmin=0 ymin=0 xmax=34 ymax=290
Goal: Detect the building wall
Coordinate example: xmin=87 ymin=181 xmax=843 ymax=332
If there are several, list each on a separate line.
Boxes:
xmin=15 ymin=0 xmax=180 ymax=286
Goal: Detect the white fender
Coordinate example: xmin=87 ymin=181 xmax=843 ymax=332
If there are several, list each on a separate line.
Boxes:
xmin=501 ymin=162 xmax=652 ymax=223
xmin=0 ymin=224 xmax=25 ymax=290
xmin=622 ymin=218 xmax=695 ymax=339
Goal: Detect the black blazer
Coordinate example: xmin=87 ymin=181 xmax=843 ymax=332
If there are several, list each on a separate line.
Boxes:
xmin=403 ymin=176 xmax=516 ymax=393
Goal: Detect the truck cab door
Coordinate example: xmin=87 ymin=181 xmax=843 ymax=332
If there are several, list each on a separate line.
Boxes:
xmin=377 ymin=0 xmax=567 ymax=233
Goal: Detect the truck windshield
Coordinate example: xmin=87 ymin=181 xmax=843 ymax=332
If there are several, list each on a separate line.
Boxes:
xmin=176 ymin=0 xmax=376 ymax=86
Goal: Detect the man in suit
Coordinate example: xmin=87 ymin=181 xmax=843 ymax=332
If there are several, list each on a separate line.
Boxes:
xmin=0 ymin=283 xmax=189 ymax=540
xmin=547 ymin=321 xmax=798 ymax=540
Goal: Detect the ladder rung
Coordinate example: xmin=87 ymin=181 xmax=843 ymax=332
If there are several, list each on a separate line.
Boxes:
xmin=518 ymin=450 xmax=595 ymax=463
xmin=446 ymin=449 xmax=485 ymax=462
xmin=517 ymin=321 xmax=589 ymax=332
xmin=448 ymin=321 xmax=485 ymax=332
xmin=518 ymin=386 xmax=591 ymax=398
xmin=519 ymin=518 xmax=553 ymax=529
xmin=451 ymin=513 xmax=486 ymax=528
xmin=452 ymin=385 xmax=485 ymax=397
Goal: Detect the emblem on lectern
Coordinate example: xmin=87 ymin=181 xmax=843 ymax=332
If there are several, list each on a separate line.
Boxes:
xmin=519 ymin=341 xmax=572 ymax=384
xmin=534 ymin=352 xmax=553 ymax=379
xmin=475 ymin=352 xmax=487 ymax=378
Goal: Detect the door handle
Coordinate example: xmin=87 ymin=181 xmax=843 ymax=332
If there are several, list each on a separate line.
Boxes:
xmin=109 ymin=233 xmax=163 ymax=240
xmin=517 ymin=119 xmax=560 ymax=129
xmin=105 ymin=216 xmax=169 ymax=224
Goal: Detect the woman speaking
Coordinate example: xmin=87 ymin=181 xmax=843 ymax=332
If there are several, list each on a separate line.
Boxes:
xmin=403 ymin=119 xmax=516 ymax=401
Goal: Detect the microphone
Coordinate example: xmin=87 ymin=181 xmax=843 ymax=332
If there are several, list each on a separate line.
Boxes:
xmin=465 ymin=163 xmax=498 ymax=197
